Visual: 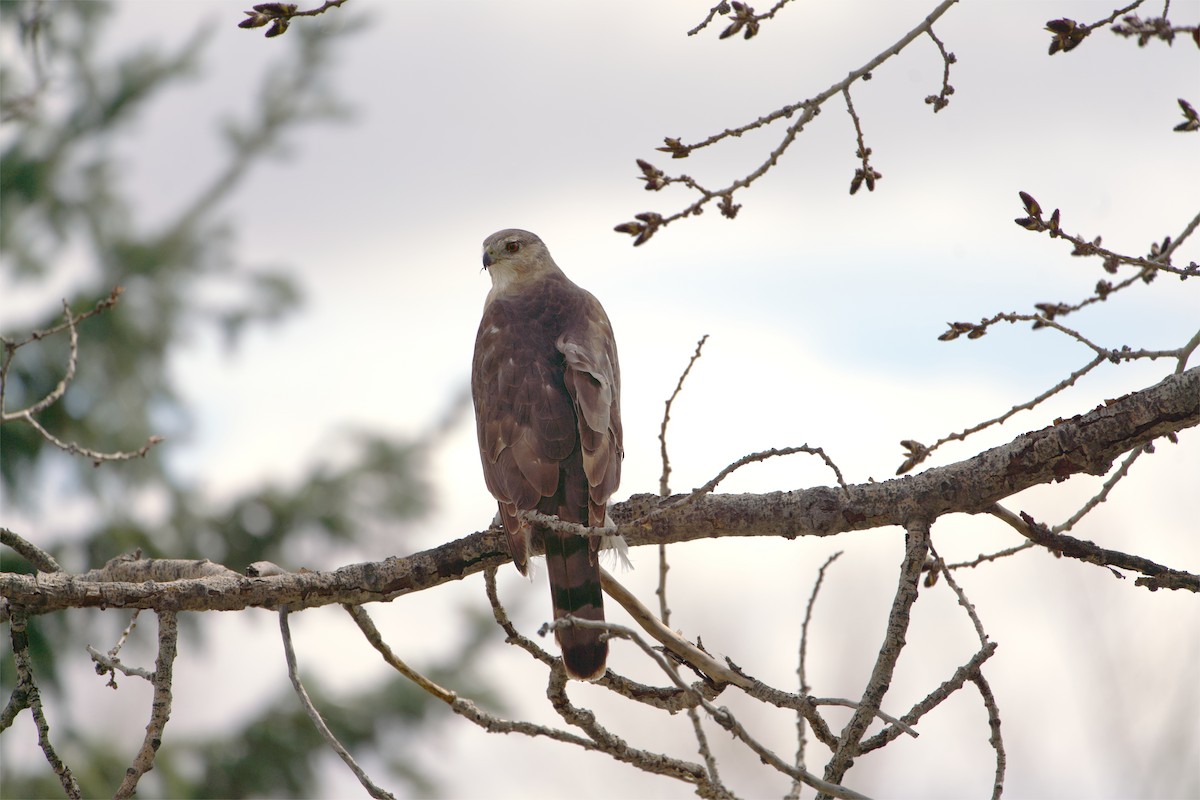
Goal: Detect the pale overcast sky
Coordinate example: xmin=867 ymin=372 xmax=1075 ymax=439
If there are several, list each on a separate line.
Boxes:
xmin=3 ymin=1 xmax=1198 ymax=798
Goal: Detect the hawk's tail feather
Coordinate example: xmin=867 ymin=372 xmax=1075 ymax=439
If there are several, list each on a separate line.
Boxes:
xmin=543 ymin=529 xmax=607 ymax=681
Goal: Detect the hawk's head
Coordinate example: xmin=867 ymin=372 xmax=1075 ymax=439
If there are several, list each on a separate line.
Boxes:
xmin=481 ymin=229 xmax=558 ymax=292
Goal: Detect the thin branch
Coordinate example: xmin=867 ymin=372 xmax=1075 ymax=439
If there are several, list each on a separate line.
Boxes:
xmin=971 ymin=671 xmax=1006 ymax=800
xmin=542 ymin=653 xmax=714 ymax=789
xmin=821 ymin=518 xmax=931 ymax=794
xmin=1016 ymin=511 xmax=1199 ymax=592
xmin=602 ymin=568 xmax=750 ymax=688
xmin=349 ymin=600 xmax=606 ymax=753
xmin=1053 ymin=445 xmax=1144 ymax=533
xmin=279 ymin=608 xmax=396 ymax=800
xmin=0 ymin=289 xmax=163 ymax=463
xmin=897 ymin=353 xmax=1106 ymax=473
xmin=114 ymin=611 xmax=178 ymax=800
xmin=927 ymin=543 xmax=988 ymax=646
xmin=18 ymin=299 xmax=78 ymax=418
xmin=789 ymin=550 xmax=843 ymax=799
xmin=616 ymin=0 xmax=962 ymax=244
xmin=809 ymin=697 xmax=918 ymax=739
xmin=658 ymin=334 xmax=709 ymax=626
xmin=674 ymin=444 xmax=849 ymax=507
xmin=546 ymin=616 xmax=869 ymax=800
xmin=945 ymin=540 xmax=1035 ymax=571
xmin=858 ymin=641 xmax=998 ymax=754
xmin=483 ymin=566 xmax=558 ymax=669
xmin=843 ymin=88 xmax=881 ymax=195
xmin=1012 ymin=192 xmax=1198 ymax=277
xmin=660 ymin=334 xmax=709 ymax=498
xmin=6 ymin=609 xmax=81 ymax=798
xmin=923 ymin=27 xmax=957 ymax=112
xmin=0 ymin=528 xmax=62 ymax=573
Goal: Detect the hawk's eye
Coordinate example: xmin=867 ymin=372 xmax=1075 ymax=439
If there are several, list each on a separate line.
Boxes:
xmin=505 ymin=241 xmax=520 ymax=254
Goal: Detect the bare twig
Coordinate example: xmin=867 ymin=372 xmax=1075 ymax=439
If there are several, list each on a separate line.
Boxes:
xmin=546 ymin=616 xmax=870 ymax=800
xmin=924 ymin=27 xmax=957 ymax=111
xmin=675 ymin=444 xmax=849 ymax=506
xmin=350 ymin=599 xmax=606 ymax=753
xmin=616 ymin=0 xmax=962 ymax=244
xmin=1053 ymin=446 xmax=1145 ymax=533
xmin=601 ymin=568 xmax=750 ymax=687
xmin=1012 ymin=192 xmax=1198 ymax=277
xmin=1016 ymin=511 xmax=1199 ymax=592
xmin=0 ymin=289 xmax=164 ymax=465
xmin=821 ymin=518 xmax=931 ymax=794
xmin=972 ymin=671 xmax=1006 ymax=800
xmin=927 ymin=543 xmax=988 ymax=646
xmin=114 ymin=611 xmax=178 ymax=800
xmin=483 ymin=566 xmax=558 ymax=669
xmin=897 ymin=353 xmax=1105 ymax=473
xmin=279 ymin=608 xmax=396 ymax=800
xmin=945 ymin=540 xmax=1034 ymax=571
xmin=660 ymin=335 xmax=709 ymax=498
xmin=0 ymin=528 xmax=62 ymax=573
xmin=858 ymin=641 xmax=998 ymax=754
xmin=789 ymin=550 xmax=843 ymax=799
xmin=657 ymin=334 xmax=709 ymax=624
xmin=843 ymin=88 xmax=881 ymax=195
xmin=6 ymin=609 xmax=81 ymax=798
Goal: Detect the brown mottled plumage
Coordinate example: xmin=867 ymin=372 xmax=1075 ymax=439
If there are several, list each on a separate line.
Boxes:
xmin=471 ymin=229 xmax=622 ymax=681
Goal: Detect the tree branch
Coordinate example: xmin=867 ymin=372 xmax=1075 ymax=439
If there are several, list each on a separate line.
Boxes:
xmin=3 ymin=367 xmax=1196 ymax=614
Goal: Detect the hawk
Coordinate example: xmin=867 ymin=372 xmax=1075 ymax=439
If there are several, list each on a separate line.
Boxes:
xmin=471 ymin=229 xmax=622 ymax=681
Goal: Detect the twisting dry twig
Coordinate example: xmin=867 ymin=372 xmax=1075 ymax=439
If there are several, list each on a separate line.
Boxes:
xmin=660 ymin=335 xmax=709 ymax=498
xmin=0 ymin=289 xmax=164 ymax=465
xmin=279 ymin=608 xmax=396 ymax=800
xmin=5 ymin=609 xmax=81 ymax=798
xmin=114 ymin=611 xmax=178 ymax=800
xmin=483 ymin=566 xmax=559 ymax=669
xmin=657 ymin=334 xmax=709 ymax=624
xmin=675 ymin=444 xmax=849 ymax=505
xmin=924 ymin=27 xmax=957 ymax=111
xmin=972 ymin=671 xmax=1006 ymax=800
xmin=615 ymin=0 xmax=961 ymax=244
xmin=350 ymin=598 xmax=613 ymax=756
xmin=789 ymin=551 xmax=843 ymax=800
xmin=544 ymin=616 xmax=871 ymax=800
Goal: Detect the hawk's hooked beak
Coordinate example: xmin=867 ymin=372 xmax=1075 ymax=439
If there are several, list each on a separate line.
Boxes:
xmin=481 ymin=251 xmax=494 ymax=270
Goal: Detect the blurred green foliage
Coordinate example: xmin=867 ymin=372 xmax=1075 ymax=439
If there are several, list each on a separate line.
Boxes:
xmin=0 ymin=2 xmax=489 ymax=796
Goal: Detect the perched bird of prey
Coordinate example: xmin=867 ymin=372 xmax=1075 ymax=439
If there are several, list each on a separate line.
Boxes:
xmin=471 ymin=229 xmax=623 ymax=681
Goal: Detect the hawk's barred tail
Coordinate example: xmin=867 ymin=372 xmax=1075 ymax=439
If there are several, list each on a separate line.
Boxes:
xmin=543 ymin=529 xmax=607 ymax=681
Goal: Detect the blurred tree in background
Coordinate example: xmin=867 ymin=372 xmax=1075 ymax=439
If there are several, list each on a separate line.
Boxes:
xmin=1 ymin=2 xmax=489 ymax=795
